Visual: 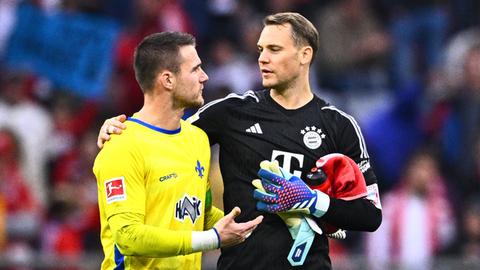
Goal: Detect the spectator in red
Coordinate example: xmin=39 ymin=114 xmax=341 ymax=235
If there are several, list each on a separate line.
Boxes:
xmin=0 ymin=127 xmax=41 ymax=265
xmin=366 ymin=148 xmax=456 ymax=270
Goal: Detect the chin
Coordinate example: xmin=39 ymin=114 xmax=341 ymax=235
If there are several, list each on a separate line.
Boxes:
xmin=190 ymin=98 xmax=204 ymax=108
xmin=262 ymin=80 xmax=275 ymax=88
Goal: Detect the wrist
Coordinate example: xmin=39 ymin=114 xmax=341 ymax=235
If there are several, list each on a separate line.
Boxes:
xmin=310 ymin=190 xmax=330 ymax=218
xmin=191 ymin=228 xmax=221 ymax=252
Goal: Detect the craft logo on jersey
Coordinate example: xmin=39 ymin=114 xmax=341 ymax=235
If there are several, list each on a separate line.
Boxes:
xmin=159 ymin=172 xmax=177 ymax=182
xmin=175 ymin=195 xmax=202 ymax=223
xmin=105 ymin=177 xmax=126 ymax=204
xmin=300 ymin=126 xmax=326 ymax=149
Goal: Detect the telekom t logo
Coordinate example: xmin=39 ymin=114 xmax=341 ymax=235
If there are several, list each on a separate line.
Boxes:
xmin=271 ymin=150 xmax=304 ymax=178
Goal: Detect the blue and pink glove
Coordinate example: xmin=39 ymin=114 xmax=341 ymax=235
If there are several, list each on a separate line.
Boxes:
xmin=253 ymin=160 xmax=330 ymax=218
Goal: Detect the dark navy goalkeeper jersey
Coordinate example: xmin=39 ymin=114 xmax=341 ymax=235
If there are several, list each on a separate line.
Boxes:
xmin=189 ymin=89 xmax=378 ymax=270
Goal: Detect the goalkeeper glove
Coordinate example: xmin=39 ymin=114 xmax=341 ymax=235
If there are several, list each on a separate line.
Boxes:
xmin=253 ymin=177 xmax=316 ymax=266
xmin=253 ymin=160 xmax=330 ymax=218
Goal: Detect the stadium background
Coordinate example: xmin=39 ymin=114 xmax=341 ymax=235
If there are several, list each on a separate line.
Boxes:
xmin=0 ymin=0 xmax=479 ymax=269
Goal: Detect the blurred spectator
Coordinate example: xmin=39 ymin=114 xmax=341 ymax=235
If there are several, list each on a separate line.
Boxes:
xmin=206 ymin=0 xmax=240 ymax=43
xmin=366 ymin=149 xmax=456 ymax=270
xmin=50 ymin=129 xmax=100 ymax=247
xmin=427 ymin=45 xmax=480 ymax=196
xmin=440 ymin=27 xmax=480 ymax=95
xmin=113 ymin=0 xmax=193 ymax=116
xmin=0 ymin=0 xmax=20 ymax=58
xmin=315 ymin=0 xmax=391 ymax=93
xmin=41 ymin=128 xmax=101 ymax=268
xmin=205 ymin=38 xmax=260 ymax=96
xmin=0 ymin=127 xmax=41 ymax=267
xmin=445 ymin=197 xmax=480 ymax=269
xmin=387 ymin=0 xmax=449 ymax=90
xmin=47 ymin=92 xmax=99 ymax=160
xmin=363 ymin=85 xmax=424 ymax=189
xmin=41 ymin=200 xmax=83 ymax=270
xmin=0 ymin=70 xmax=52 ymax=209
xmin=459 ymin=198 xmax=480 ymax=264
xmin=450 ymin=0 xmax=480 ymax=31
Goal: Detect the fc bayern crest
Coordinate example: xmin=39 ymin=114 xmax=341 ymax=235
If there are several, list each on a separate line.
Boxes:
xmin=300 ymin=126 xmax=326 ymax=149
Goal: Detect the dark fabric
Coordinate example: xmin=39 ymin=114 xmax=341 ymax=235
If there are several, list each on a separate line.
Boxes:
xmin=192 ymin=89 xmax=379 ymax=269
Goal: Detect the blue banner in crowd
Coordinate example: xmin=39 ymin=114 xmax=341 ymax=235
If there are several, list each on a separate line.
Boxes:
xmin=5 ymin=3 xmax=119 ymax=99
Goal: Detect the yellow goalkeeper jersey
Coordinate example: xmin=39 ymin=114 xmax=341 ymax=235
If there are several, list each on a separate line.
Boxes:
xmin=93 ymin=114 xmax=211 ymax=270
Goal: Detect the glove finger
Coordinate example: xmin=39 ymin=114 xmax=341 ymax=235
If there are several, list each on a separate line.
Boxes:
xmin=256 ymin=201 xmax=281 ymax=213
xmin=253 ymin=189 xmax=277 ymax=203
xmin=261 ymin=159 xmax=282 ymax=175
xmin=269 ymin=160 xmax=283 ymax=175
xmin=256 ymin=201 xmax=271 ymax=212
xmin=261 ymin=180 xmax=281 ymax=194
xmin=259 ymin=160 xmax=273 ymax=170
xmin=251 ymin=179 xmax=265 ymax=191
xmin=258 ymin=168 xmax=285 ymax=186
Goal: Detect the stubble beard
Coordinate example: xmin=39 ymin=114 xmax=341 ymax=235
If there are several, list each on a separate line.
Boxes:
xmin=173 ymin=90 xmax=204 ymax=110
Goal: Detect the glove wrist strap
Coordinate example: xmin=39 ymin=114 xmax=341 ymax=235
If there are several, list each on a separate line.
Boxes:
xmin=311 ymin=190 xmax=330 ymax=218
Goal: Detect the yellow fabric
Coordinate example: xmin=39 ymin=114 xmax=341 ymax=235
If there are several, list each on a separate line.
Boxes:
xmin=204 ymin=206 xmax=224 ymax=230
xmin=93 ymin=115 xmax=211 ymax=270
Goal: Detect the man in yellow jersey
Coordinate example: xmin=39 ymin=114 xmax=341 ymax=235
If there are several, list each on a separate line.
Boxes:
xmin=93 ymin=32 xmax=263 ymax=270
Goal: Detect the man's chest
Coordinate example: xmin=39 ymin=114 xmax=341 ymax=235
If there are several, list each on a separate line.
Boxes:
xmin=219 ymin=108 xmax=338 ymax=178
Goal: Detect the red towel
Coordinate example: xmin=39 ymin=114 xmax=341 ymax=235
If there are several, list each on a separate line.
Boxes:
xmin=308 ymin=153 xmax=368 ymax=234
xmin=309 ymin=153 xmax=368 ymax=200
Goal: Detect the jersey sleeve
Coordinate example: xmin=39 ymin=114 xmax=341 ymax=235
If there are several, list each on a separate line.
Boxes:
xmin=333 ymin=112 xmax=382 ymax=210
xmin=204 ymin=205 xmax=224 ymax=230
xmin=335 ymin=113 xmax=377 ymax=186
xmin=94 ymin=134 xmax=146 ymax=218
xmin=108 ymin=212 xmax=193 ymax=257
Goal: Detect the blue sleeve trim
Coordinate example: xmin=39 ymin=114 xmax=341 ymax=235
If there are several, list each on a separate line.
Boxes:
xmin=212 ymin=227 xmax=221 ymax=249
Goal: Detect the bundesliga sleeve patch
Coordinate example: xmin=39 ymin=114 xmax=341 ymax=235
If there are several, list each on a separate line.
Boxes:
xmin=105 ymin=177 xmax=126 ymax=204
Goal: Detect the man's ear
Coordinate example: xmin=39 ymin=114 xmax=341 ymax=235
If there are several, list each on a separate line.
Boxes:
xmin=299 ymin=46 xmax=313 ymax=65
xmin=158 ymin=71 xmax=175 ymax=90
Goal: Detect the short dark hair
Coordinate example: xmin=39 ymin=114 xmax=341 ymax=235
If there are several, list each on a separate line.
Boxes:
xmin=133 ymin=32 xmax=196 ymax=92
xmin=263 ymin=12 xmax=319 ymax=64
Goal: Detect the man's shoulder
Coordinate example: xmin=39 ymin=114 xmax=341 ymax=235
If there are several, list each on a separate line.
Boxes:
xmin=188 ymin=90 xmax=264 ymax=123
xmin=318 ymin=103 xmax=356 ymax=122
xmin=100 ymin=122 xmax=141 ymax=152
xmin=181 ymin=120 xmax=209 ymax=140
xmin=205 ymin=90 xmax=264 ymax=107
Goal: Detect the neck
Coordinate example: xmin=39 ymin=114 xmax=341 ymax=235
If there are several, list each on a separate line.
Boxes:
xmin=135 ymin=91 xmax=183 ymax=130
xmin=270 ymin=73 xmax=313 ymax=109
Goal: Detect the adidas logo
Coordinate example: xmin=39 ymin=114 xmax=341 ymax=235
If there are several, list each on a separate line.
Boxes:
xmin=246 ymin=123 xmax=263 ymax=134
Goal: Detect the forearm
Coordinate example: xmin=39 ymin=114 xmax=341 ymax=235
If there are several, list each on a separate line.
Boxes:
xmin=109 ymin=212 xmax=220 ymax=257
xmin=321 ymin=198 xmax=382 ymax=232
xmin=110 ymin=212 xmax=192 ymax=257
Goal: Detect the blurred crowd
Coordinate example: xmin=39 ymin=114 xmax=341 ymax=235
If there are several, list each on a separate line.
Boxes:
xmin=0 ymin=0 xmax=480 ymax=269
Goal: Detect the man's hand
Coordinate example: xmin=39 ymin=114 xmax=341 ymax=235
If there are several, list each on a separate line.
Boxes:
xmin=214 ymin=207 xmax=263 ymax=248
xmin=253 ymin=160 xmax=330 ymax=218
xmin=97 ymin=114 xmax=127 ymax=149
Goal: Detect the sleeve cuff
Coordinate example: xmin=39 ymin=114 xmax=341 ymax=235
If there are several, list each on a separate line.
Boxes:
xmin=191 ymin=228 xmax=220 ymax=252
